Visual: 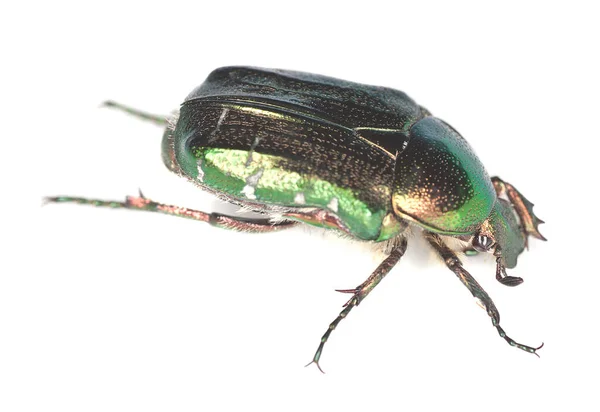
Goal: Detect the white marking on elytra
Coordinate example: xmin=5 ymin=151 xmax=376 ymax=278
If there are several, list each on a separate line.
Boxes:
xmin=241 ymin=168 xmax=264 ymax=200
xmin=245 ymin=134 xmax=263 ymax=166
xmin=294 ymin=192 xmax=306 ymax=205
xmin=196 ymin=158 xmax=205 ymax=182
xmin=241 ymin=185 xmax=256 ymax=200
xmin=208 ymin=108 xmax=229 ymax=143
xmin=327 ymin=197 xmax=339 ymax=213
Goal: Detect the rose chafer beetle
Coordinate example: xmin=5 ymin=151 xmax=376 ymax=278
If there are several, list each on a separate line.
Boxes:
xmin=47 ymin=66 xmax=545 ymax=371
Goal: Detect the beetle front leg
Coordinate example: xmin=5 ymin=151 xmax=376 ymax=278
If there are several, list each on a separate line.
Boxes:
xmin=306 ymin=237 xmax=408 ymax=373
xmin=44 ymin=192 xmax=298 ymax=233
xmin=424 ymin=232 xmax=543 ymax=356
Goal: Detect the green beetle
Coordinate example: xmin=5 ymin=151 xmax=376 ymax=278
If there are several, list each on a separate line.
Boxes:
xmin=48 ymin=66 xmax=545 ymax=371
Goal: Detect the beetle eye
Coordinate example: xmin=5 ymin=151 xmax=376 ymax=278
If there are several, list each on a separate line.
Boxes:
xmin=473 ymin=235 xmax=495 ymax=252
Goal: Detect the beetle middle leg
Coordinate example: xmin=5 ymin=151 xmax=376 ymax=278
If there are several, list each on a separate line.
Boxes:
xmin=44 ymin=191 xmax=298 ymax=233
xmin=306 ymin=237 xmax=408 ymax=373
xmin=424 ymin=232 xmax=543 ymax=356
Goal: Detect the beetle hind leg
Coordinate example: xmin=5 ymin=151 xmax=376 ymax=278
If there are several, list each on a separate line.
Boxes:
xmin=44 ymin=191 xmax=298 ymax=233
xmin=424 ymin=232 xmax=543 ymax=356
xmin=306 ymin=237 xmax=408 ymax=373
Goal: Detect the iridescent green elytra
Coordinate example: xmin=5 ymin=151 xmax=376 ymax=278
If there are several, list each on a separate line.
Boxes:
xmin=47 ymin=66 xmax=546 ymax=371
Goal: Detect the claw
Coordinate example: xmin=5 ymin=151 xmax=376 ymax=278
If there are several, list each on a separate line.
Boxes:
xmin=305 ymin=359 xmax=326 ymax=374
xmin=335 ymin=288 xmax=362 ymax=307
xmin=335 ymin=288 xmax=358 ymax=294
xmin=531 ymin=342 xmax=544 ymax=358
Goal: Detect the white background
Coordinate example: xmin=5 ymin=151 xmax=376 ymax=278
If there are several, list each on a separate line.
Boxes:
xmin=2 ymin=1 xmax=599 ymax=411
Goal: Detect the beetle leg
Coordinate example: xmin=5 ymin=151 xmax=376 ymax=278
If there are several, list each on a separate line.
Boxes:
xmin=424 ymin=232 xmax=543 ymax=356
xmin=102 ymin=100 xmax=170 ymax=126
xmin=44 ymin=191 xmax=297 ymax=233
xmin=491 ymin=177 xmax=546 ymax=248
xmin=460 ymin=246 xmax=523 ymax=290
xmin=306 ymin=237 xmax=408 ymax=373
xmin=495 ymin=255 xmax=523 ymax=286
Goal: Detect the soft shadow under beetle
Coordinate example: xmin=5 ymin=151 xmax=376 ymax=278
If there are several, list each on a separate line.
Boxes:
xmin=47 ymin=66 xmax=546 ymax=371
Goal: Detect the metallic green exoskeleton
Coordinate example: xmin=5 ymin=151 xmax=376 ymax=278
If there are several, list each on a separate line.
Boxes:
xmin=47 ymin=66 xmax=546 ymax=372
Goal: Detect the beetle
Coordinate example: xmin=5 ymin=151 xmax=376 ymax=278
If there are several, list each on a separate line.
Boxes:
xmin=47 ymin=66 xmax=545 ymax=371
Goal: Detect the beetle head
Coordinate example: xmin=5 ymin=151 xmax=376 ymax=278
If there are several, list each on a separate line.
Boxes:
xmin=472 ymin=198 xmax=526 ymax=269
